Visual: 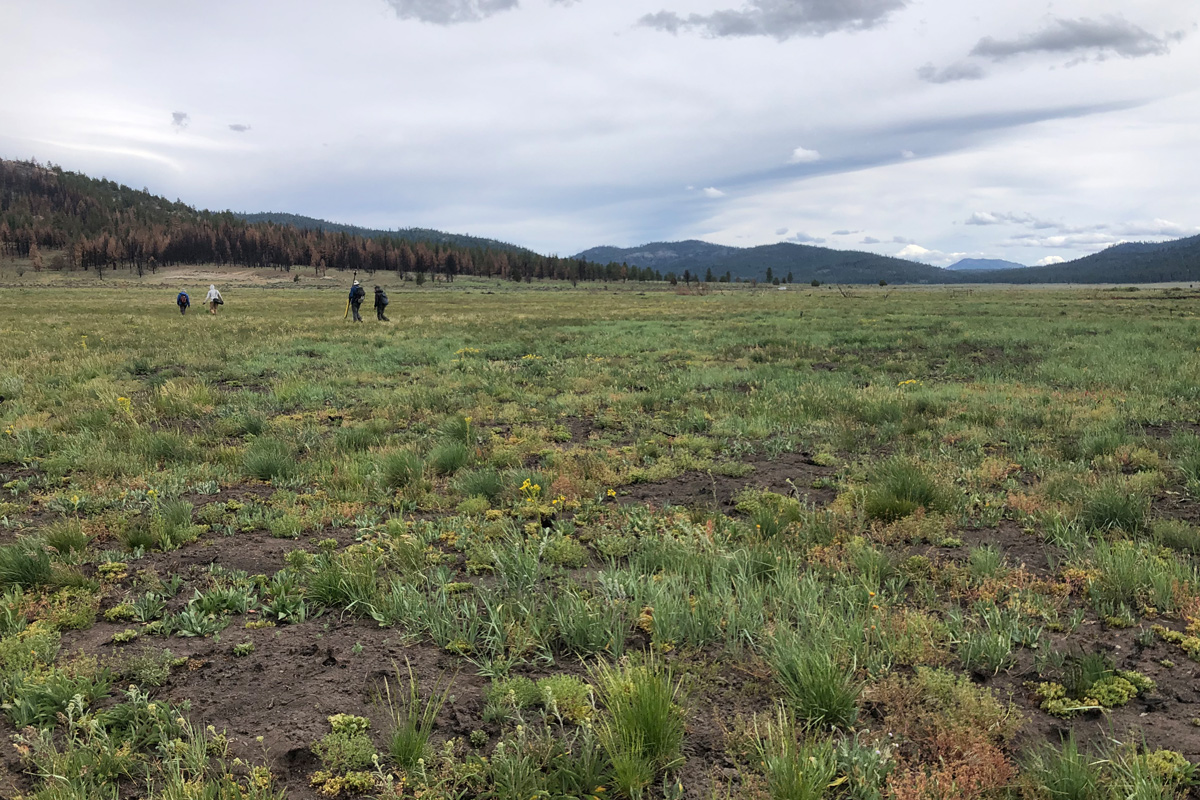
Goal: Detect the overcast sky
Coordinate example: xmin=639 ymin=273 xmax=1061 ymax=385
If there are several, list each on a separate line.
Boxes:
xmin=1 ymin=0 xmax=1197 ymax=266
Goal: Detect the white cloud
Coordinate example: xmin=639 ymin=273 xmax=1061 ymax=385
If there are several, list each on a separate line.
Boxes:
xmin=702 ymin=187 xmax=725 ymax=198
xmin=895 ymin=243 xmax=967 ymax=266
xmin=789 ymin=232 xmax=825 ymax=243
xmin=1035 ymin=255 xmax=1067 ymax=266
xmin=775 ymin=226 xmax=789 ymax=235
xmin=861 ymin=236 xmax=881 ymax=244
xmin=1 ymin=0 xmax=1197 ymax=261
xmin=788 ymin=146 xmax=821 ymax=164
xmin=900 ymin=150 xmax=915 ymax=159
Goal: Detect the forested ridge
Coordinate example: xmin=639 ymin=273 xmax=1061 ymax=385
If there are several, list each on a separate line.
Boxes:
xmin=4 ymin=157 xmax=1199 ymax=284
xmin=0 ymin=159 xmax=646 ymax=282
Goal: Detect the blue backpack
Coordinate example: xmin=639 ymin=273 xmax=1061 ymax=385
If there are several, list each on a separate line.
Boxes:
xmin=177 ymin=292 xmax=189 ymax=306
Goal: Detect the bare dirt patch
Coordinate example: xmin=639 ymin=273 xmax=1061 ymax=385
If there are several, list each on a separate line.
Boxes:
xmin=620 ymin=451 xmax=837 ymax=511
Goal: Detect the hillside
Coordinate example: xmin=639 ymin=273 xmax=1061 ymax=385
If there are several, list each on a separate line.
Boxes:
xmin=947 ymin=258 xmax=1026 ymax=271
xmin=963 ymin=234 xmax=1200 ymax=284
xmin=0 ymin=158 xmax=614 ymax=281
xmin=576 ymin=240 xmax=950 ymax=283
xmin=581 ymin=236 xmax=1200 ymax=284
xmin=236 ymin=212 xmax=530 ymax=256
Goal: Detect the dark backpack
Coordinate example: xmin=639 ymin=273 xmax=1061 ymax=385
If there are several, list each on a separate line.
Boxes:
xmin=377 ymin=290 xmax=389 ymax=306
xmin=177 ymin=292 xmax=189 ymax=305
xmin=350 ymin=285 xmax=365 ymax=302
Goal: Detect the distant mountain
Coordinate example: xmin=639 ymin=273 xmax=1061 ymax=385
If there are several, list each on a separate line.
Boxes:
xmin=578 ymin=235 xmax=1200 ymax=284
xmin=576 ymin=240 xmax=740 ymax=270
xmin=576 ymin=240 xmax=951 ymax=283
xmin=235 ymin=212 xmax=531 ymax=256
xmin=947 ymin=258 xmax=1026 ymax=271
xmin=961 ymin=234 xmax=1200 ymax=284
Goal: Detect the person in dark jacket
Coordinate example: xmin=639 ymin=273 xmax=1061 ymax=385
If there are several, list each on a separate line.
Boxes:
xmin=374 ymin=286 xmax=390 ymax=321
xmin=349 ymin=280 xmax=366 ymax=322
xmin=176 ymin=291 xmax=190 ymax=315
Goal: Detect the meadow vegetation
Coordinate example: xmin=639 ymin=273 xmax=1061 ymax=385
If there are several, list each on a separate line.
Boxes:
xmin=2 ymin=279 xmax=1200 ymax=798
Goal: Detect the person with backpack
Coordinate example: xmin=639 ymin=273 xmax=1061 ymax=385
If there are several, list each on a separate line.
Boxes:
xmin=348 ymin=280 xmax=366 ymax=322
xmin=374 ymin=285 xmax=390 ymax=321
xmin=176 ymin=291 xmax=190 ymax=315
xmin=205 ymin=284 xmax=224 ymax=315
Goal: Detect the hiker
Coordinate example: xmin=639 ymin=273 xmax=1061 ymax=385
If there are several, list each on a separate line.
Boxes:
xmin=374 ymin=285 xmax=390 ymax=321
xmin=348 ymin=280 xmax=366 ymax=322
xmin=176 ymin=291 xmax=190 ymax=315
xmin=205 ymin=284 xmax=224 ymax=315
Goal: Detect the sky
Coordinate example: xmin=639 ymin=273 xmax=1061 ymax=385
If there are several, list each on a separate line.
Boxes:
xmin=1 ymin=0 xmax=1197 ymax=267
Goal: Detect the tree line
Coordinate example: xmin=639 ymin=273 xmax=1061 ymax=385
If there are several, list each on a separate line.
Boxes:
xmin=0 ymin=159 xmax=660 ymax=282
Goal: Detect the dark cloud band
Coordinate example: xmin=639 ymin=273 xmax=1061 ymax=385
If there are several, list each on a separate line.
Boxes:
xmin=972 ymin=16 xmax=1182 ymax=60
xmin=640 ymin=0 xmax=909 ymax=40
xmin=384 ymin=0 xmax=519 ymax=25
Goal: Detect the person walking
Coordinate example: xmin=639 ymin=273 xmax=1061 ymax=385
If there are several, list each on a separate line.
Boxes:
xmin=176 ymin=291 xmax=190 ymax=315
xmin=205 ymin=285 xmax=224 ymax=315
xmin=374 ymin=285 xmax=390 ymax=321
xmin=348 ymin=280 xmax=366 ymax=322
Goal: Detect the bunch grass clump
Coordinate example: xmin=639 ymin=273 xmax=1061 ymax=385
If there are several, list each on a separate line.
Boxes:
xmin=592 ymin=659 xmax=685 ymax=798
xmin=863 ymin=457 xmax=955 ymax=522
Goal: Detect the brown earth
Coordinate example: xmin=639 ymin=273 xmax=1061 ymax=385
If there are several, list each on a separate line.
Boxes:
xmin=619 ymin=450 xmax=837 ymax=511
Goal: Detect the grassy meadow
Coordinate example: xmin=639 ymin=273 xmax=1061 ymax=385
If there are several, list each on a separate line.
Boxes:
xmin=3 ymin=278 xmax=1200 ymax=799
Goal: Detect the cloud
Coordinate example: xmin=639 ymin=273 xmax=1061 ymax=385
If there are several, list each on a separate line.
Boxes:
xmin=831 ymin=229 xmax=858 ymax=236
xmin=965 ymin=211 xmax=1057 ymax=229
xmin=789 ymin=232 xmax=825 ymax=243
xmin=917 ymin=61 xmax=985 ymax=84
xmin=896 ymin=243 xmax=966 ymax=266
xmin=228 ymin=124 xmax=251 ymax=133
xmin=775 ymin=227 xmax=789 ymax=235
xmin=171 ymin=111 xmax=189 ymax=129
xmin=1007 ymin=232 xmax=1124 ymax=249
xmin=1035 ymin=256 xmax=1066 ymax=266
xmin=702 ymin=186 xmax=725 ymax=198
xmin=972 ymin=16 xmax=1183 ymax=61
xmin=900 ymin=150 xmax=915 ymax=159
xmin=1115 ymin=219 xmax=1200 ymax=237
xmin=787 ymin=145 xmax=821 ymax=164
xmin=892 ymin=235 xmax=915 ymax=244
xmin=638 ymin=0 xmax=909 ymax=41
xmin=383 ymin=0 xmax=519 ymax=25
xmin=860 ymin=236 xmax=881 ymax=244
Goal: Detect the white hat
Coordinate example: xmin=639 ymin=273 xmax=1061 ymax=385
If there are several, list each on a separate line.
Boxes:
xmin=353 ymin=280 xmax=360 ymax=286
